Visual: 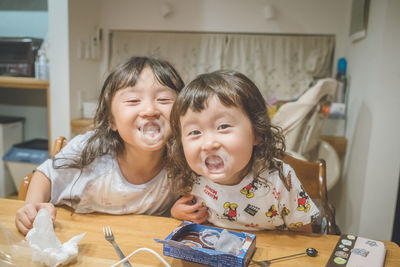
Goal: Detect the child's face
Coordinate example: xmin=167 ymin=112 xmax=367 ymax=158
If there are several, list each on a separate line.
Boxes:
xmin=180 ymin=96 xmax=257 ymax=185
xmin=110 ymin=67 xmax=177 ymax=152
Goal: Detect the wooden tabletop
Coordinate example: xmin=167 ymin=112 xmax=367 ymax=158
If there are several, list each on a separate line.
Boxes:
xmin=0 ymin=198 xmax=399 ymax=266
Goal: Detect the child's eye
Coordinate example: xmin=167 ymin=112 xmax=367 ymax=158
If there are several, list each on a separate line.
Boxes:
xmin=157 ymin=98 xmax=173 ymax=103
xmin=188 ymin=130 xmax=201 ymax=136
xmin=218 ymin=124 xmax=231 ymax=130
xmin=127 ymin=99 xmax=140 ymax=104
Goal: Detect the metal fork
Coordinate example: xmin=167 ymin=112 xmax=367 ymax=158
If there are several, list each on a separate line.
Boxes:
xmin=103 ymin=226 xmax=132 ymax=267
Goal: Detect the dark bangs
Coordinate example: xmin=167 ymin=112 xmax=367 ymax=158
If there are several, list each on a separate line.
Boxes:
xmin=176 ymin=72 xmax=242 ymax=117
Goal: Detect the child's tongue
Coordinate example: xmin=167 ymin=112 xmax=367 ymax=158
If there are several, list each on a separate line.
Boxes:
xmin=205 ymin=155 xmax=224 ymax=172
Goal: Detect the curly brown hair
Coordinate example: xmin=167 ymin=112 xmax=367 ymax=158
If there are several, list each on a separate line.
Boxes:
xmin=54 ymin=56 xmax=184 ymax=170
xmin=166 ymin=70 xmax=287 ymax=194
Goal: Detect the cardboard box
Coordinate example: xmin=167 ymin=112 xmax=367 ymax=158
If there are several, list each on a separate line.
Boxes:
xmin=155 ymin=221 xmax=256 ymax=267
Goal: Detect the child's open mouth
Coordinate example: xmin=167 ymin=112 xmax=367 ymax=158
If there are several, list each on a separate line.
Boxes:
xmin=139 ymin=121 xmax=163 ymax=144
xmin=205 ymin=155 xmax=225 ymax=172
xmin=143 ymin=122 xmax=160 ymax=137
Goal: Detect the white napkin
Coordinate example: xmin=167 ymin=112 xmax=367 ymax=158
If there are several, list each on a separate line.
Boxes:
xmin=25 ymin=209 xmax=86 ymax=267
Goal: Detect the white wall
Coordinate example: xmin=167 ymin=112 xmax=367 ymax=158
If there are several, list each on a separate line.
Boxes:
xmin=68 ymin=0 xmax=101 ymax=120
xmin=48 ymin=0 xmax=70 ymax=142
xmin=0 ymin=11 xmax=48 ymax=38
xmin=330 ymin=0 xmax=400 ymax=240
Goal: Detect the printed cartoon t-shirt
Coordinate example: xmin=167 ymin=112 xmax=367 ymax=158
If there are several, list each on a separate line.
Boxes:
xmin=37 ymin=131 xmax=176 ymax=216
xmin=191 ymin=162 xmax=320 ymax=231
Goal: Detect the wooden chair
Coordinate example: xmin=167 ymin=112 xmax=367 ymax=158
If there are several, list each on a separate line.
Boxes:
xmin=18 ymin=136 xmax=67 ymax=201
xmin=282 ymin=153 xmax=340 ymax=235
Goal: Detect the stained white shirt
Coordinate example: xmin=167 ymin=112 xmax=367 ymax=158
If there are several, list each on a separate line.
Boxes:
xmin=191 ymin=163 xmax=320 ymax=231
xmin=37 ymin=131 xmax=175 ymax=216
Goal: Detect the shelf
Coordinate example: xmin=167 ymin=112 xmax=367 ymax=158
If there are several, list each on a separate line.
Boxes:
xmin=0 ymin=76 xmax=49 ymax=90
xmin=0 ymin=76 xmax=51 ymax=151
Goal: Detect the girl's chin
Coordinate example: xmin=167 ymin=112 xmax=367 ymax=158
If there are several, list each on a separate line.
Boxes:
xmin=206 ymin=173 xmax=234 ymax=185
xmin=137 ymin=138 xmax=166 ymax=151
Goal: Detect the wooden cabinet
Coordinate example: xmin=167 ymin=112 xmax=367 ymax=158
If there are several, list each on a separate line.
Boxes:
xmin=71 ymin=118 xmax=93 ymax=135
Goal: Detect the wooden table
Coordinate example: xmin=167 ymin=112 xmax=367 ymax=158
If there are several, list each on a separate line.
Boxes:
xmin=0 ymin=198 xmax=399 ymax=266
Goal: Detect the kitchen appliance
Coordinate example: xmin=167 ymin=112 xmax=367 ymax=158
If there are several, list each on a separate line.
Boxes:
xmin=0 ymin=37 xmax=43 ymax=77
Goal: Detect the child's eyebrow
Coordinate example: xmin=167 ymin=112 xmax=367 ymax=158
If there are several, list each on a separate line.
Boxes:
xmin=180 ymin=119 xmax=198 ymax=128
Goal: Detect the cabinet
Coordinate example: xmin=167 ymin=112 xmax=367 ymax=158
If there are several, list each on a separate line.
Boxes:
xmin=0 ymin=76 xmax=51 ymax=150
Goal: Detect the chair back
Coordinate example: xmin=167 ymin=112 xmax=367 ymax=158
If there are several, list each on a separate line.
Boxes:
xmin=283 ymin=153 xmax=327 ymax=202
xmin=18 ymin=136 xmax=67 ymax=200
xmin=282 ymin=153 xmax=339 ymax=234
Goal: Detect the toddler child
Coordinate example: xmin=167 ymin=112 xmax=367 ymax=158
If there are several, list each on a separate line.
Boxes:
xmin=167 ymin=70 xmax=319 ymax=232
xmin=16 ymin=56 xmax=184 ymax=235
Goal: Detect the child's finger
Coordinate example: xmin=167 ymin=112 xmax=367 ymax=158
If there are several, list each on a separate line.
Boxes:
xmin=177 ymin=195 xmax=195 ymax=204
xmin=190 ymin=207 xmax=209 ymax=224
xmin=23 ymin=204 xmax=39 ymax=225
xmin=15 ymin=207 xmax=35 ymax=234
xmin=15 ymin=218 xmax=30 ymax=235
xmin=38 ymin=203 xmax=57 ymax=220
xmin=183 ymin=202 xmax=204 ymax=213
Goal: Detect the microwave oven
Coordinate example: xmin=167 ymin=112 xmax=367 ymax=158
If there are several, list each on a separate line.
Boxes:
xmin=0 ymin=37 xmax=43 ymax=77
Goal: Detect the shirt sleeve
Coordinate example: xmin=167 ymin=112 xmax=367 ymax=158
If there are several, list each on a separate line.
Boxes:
xmin=278 ymin=164 xmax=320 ymax=228
xmin=36 ymin=132 xmax=92 ymax=204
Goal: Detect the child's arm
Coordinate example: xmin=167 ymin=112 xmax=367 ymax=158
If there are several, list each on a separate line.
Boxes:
xmin=15 ymin=171 xmax=56 ymax=235
xmin=171 ymin=195 xmax=209 ymax=224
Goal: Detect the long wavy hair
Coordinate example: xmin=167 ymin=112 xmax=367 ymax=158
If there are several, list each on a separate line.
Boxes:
xmin=167 ymin=70 xmax=286 ymax=194
xmin=54 ymin=56 xmax=184 ymax=170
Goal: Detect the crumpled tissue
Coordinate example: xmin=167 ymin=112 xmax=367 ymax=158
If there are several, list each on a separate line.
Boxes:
xmin=25 ymin=209 xmax=86 ymax=267
xmin=215 ymin=229 xmax=243 ymax=256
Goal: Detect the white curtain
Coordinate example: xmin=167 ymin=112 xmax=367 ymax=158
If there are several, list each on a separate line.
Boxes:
xmin=110 ymin=31 xmax=334 ymax=100
xmin=222 ymin=34 xmax=335 ymax=99
xmin=110 ymin=31 xmax=225 ymax=87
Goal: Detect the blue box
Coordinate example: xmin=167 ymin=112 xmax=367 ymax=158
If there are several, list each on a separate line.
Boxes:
xmin=2 ymin=139 xmax=48 ymax=164
xmin=155 ymin=221 xmax=256 ymax=267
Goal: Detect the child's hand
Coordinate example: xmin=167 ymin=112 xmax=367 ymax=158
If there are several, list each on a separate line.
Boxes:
xmin=171 ymin=195 xmax=209 ymax=224
xmin=15 ymin=203 xmax=57 ymax=235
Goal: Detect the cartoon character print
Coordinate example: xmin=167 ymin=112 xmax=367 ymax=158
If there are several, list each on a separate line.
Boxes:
xmin=296 ymin=185 xmax=311 ymax=212
xmin=289 ymin=222 xmax=304 ymax=228
xmin=266 ymin=205 xmax=279 ymax=218
xmin=223 ymin=202 xmax=238 ymax=221
xmin=193 ymin=176 xmax=201 ymax=185
xmin=280 ymin=206 xmax=290 ymax=216
xmin=240 ymin=179 xmax=263 ymax=198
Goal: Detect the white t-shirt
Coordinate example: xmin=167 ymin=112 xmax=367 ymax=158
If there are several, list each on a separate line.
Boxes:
xmin=37 ymin=131 xmax=175 ymax=216
xmin=191 ymin=163 xmax=320 ymax=231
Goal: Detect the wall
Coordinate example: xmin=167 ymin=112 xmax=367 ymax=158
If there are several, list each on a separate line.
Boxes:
xmin=0 ymin=0 xmax=48 ymax=140
xmin=48 ymin=0 xmax=70 ymax=141
xmin=68 ymin=0 xmax=101 ymax=120
xmin=330 ymin=0 xmax=400 ymax=240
